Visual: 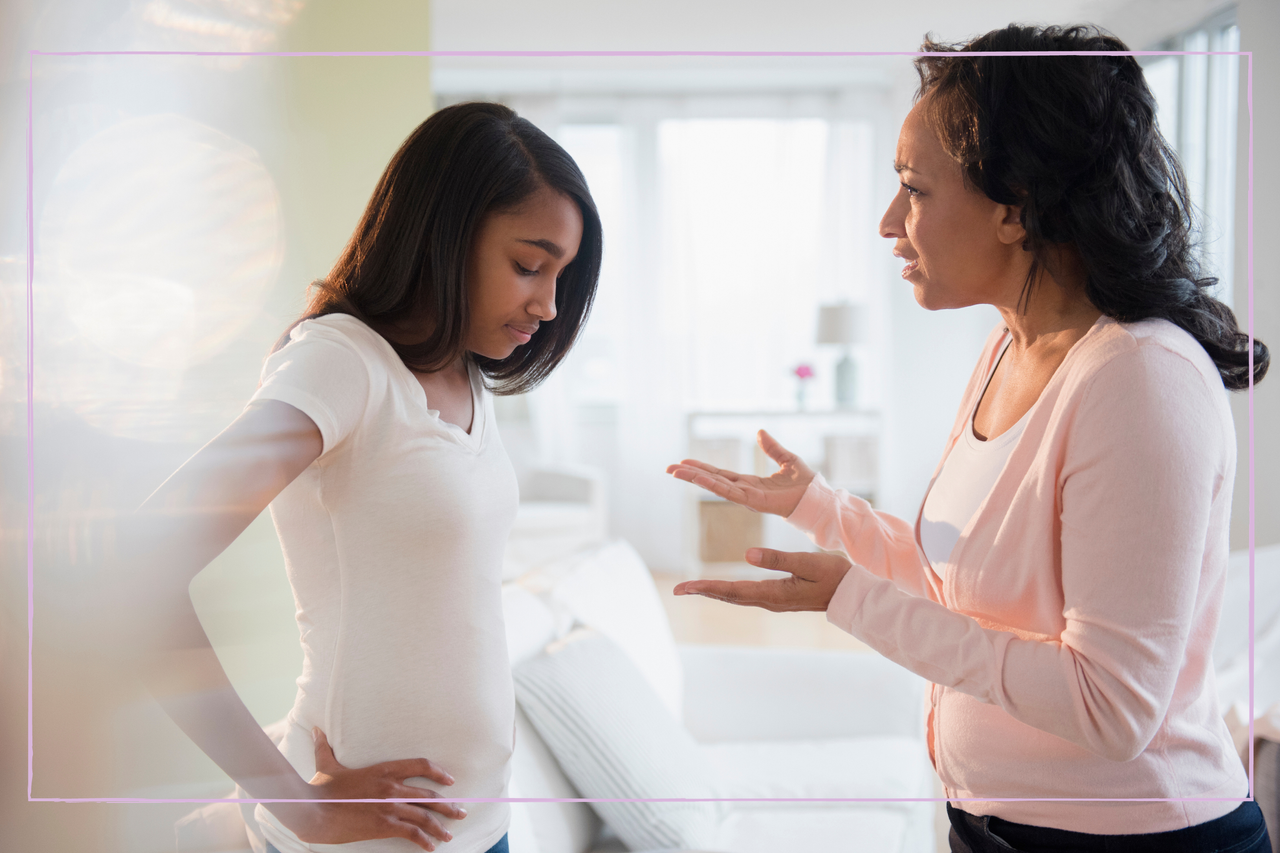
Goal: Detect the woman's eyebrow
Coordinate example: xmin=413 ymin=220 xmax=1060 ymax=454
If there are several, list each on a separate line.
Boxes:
xmin=517 ymin=238 xmax=565 ymax=259
xmin=894 ymin=161 xmax=919 ymax=175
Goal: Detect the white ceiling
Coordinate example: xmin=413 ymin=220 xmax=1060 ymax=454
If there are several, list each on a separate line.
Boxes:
xmin=428 ymin=0 xmax=1236 ymax=94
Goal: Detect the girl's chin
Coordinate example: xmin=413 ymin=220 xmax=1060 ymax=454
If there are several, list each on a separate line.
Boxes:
xmin=470 ymin=340 xmax=520 ymax=360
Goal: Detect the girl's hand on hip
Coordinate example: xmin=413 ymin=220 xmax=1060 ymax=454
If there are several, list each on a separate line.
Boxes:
xmin=666 ymin=430 xmax=817 ymax=518
xmin=273 ymin=728 xmax=468 ymax=852
xmin=673 ymin=548 xmax=853 ymax=612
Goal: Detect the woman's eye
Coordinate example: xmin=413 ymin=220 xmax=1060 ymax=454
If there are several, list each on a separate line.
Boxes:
xmin=514 ymin=262 xmax=537 ymax=276
xmin=901 ymin=182 xmax=921 ymax=197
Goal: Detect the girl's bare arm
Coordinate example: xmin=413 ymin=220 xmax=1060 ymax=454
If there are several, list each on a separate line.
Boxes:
xmin=118 ymin=399 xmax=463 ymax=851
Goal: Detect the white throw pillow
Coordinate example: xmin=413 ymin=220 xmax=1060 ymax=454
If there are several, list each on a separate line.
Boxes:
xmin=513 ymin=629 xmax=722 ymax=852
xmin=543 ymin=539 xmax=684 ymax=717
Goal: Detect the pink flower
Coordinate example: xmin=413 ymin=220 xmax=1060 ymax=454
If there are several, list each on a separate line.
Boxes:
xmin=794 ymin=364 xmax=815 ymax=380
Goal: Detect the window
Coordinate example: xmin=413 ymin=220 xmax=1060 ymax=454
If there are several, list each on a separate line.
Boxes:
xmin=1142 ymin=13 xmax=1241 ymax=306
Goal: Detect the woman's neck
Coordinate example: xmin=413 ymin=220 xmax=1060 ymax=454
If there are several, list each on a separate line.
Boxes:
xmin=997 ymin=248 xmax=1102 ymax=357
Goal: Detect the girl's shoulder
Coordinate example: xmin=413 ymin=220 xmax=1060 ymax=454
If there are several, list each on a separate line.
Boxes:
xmin=284 ymin=313 xmax=401 ymax=375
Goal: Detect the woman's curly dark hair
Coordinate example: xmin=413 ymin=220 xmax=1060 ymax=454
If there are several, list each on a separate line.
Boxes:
xmin=915 ymin=24 xmax=1267 ymax=390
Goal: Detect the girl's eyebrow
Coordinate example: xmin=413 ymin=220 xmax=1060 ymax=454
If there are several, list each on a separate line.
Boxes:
xmin=517 ymin=238 xmax=565 ymax=259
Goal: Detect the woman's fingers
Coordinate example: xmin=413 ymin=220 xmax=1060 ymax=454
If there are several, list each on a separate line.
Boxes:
xmin=666 ymin=458 xmax=742 ymax=481
xmin=669 ymin=467 xmax=756 ymax=507
xmin=674 ymin=549 xmax=854 ymax=613
xmin=673 ymin=578 xmax=783 ymax=608
xmin=756 ymin=430 xmax=797 ymax=467
xmin=747 ymin=547 xmax=850 ymax=581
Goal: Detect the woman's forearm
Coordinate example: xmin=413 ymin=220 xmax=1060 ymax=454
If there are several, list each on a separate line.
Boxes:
xmin=789 ymin=474 xmax=941 ymax=602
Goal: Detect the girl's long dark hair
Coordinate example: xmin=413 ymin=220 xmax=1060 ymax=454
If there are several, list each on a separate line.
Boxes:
xmin=275 ymin=101 xmax=602 ymax=395
xmin=914 ymin=24 xmax=1267 ymax=390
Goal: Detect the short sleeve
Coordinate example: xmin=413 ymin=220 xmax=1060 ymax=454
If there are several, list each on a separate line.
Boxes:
xmin=250 ymin=318 xmax=373 ymax=455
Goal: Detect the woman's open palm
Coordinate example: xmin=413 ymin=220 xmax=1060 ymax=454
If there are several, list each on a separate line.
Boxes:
xmin=666 ymin=430 xmax=816 ymax=518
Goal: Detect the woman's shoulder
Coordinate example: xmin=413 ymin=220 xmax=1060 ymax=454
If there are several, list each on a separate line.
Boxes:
xmin=1074 ymin=316 xmax=1222 ymax=393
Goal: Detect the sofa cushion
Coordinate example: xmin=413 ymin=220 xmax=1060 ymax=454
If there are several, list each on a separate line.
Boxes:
xmin=513 ymin=629 xmax=722 ymax=852
xmin=530 ymin=539 xmax=684 ymax=717
xmin=511 ymin=704 xmax=604 ymax=853
xmin=702 ymin=736 xmax=931 ymax=801
xmin=503 ymin=582 xmax=561 ymax=665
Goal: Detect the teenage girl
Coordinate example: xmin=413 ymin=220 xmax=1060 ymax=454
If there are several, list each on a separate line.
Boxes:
xmin=123 ymin=102 xmax=602 ymax=853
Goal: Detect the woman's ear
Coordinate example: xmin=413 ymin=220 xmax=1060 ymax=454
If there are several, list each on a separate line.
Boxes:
xmin=994 ymin=204 xmax=1027 ymax=246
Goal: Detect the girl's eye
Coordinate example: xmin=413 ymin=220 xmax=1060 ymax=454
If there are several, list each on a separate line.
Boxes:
xmin=514 ymin=262 xmax=538 ymax=276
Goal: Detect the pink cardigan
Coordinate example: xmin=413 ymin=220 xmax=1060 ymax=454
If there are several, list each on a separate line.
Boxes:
xmin=790 ymin=315 xmax=1249 ymax=833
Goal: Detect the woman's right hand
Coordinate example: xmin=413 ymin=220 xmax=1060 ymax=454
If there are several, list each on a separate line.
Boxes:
xmin=666 ymin=429 xmax=817 ymax=518
xmin=274 ymin=728 xmax=468 ymax=852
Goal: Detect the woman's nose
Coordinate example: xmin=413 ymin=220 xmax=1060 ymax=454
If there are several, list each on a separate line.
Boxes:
xmin=879 ymin=192 xmax=905 ymax=239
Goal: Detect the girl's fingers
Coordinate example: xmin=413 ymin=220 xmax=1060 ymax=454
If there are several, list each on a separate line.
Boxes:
xmin=392 ymin=819 xmax=439 ymax=852
xmin=390 ymin=803 xmax=453 ymax=844
xmin=393 ymin=784 xmax=468 ymax=820
xmin=384 ymin=759 xmax=455 ymax=787
xmin=312 ymin=728 xmax=340 ymax=772
xmin=426 ymin=801 xmax=468 ymax=820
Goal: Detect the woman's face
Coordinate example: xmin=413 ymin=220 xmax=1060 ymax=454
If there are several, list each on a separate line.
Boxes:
xmin=878 ymin=100 xmax=1026 ymax=311
xmin=465 ymin=183 xmax=583 ymax=360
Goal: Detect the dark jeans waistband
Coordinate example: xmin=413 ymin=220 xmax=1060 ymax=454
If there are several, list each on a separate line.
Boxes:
xmin=947 ymin=801 xmax=1270 ymax=853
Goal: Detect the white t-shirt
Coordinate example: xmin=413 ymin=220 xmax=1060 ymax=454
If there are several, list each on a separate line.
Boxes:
xmin=920 ymin=340 xmax=1028 ymax=569
xmin=248 ymin=314 xmax=519 ymax=853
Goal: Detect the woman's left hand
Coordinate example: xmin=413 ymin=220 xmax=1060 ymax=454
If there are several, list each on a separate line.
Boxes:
xmin=673 ymin=548 xmax=853 ymax=612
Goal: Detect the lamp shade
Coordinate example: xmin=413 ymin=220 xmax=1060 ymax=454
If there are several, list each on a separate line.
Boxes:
xmin=816 ymin=303 xmax=867 ymax=345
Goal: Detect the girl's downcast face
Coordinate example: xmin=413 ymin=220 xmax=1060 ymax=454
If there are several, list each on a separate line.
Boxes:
xmin=464 ymin=182 xmax=584 ymax=360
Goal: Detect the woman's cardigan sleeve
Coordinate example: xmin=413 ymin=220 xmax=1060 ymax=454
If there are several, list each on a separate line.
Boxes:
xmin=784 ymin=326 xmax=1008 ymax=604
xmin=789 ymin=339 xmax=1231 ymax=762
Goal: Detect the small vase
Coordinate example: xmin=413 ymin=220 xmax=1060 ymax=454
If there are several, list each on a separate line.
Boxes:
xmin=796 ymin=380 xmax=809 ymax=411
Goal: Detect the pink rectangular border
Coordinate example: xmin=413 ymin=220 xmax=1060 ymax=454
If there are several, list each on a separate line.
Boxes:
xmin=24 ymin=48 xmax=1258 ymax=808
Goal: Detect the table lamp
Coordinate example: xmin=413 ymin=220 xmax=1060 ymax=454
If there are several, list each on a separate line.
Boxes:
xmin=816 ymin=302 xmax=867 ymax=409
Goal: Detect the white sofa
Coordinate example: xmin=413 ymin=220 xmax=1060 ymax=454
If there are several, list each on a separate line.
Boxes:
xmin=499 ymin=539 xmax=936 ymax=853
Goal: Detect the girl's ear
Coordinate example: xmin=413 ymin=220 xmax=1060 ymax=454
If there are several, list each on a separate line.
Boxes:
xmin=994 ymin=203 xmax=1027 ymax=247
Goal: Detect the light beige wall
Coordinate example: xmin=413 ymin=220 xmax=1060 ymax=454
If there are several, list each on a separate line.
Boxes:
xmin=1 ymin=3 xmax=436 ymax=851
xmin=267 ymin=0 xmax=434 ymax=323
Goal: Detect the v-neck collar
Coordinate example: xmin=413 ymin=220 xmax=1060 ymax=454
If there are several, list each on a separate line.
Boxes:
xmin=407 ymin=359 xmax=486 ymax=452
xmin=323 ymin=314 xmax=487 ymax=452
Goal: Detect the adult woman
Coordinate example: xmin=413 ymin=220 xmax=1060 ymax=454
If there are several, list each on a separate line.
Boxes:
xmin=123 ymin=102 xmax=600 ymax=853
xmin=667 ymin=25 xmax=1270 ymax=852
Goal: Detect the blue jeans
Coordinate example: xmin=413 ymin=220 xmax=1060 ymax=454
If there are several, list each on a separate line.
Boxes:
xmin=266 ymin=833 xmax=508 ymax=853
xmin=947 ymin=801 xmax=1270 ymax=853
